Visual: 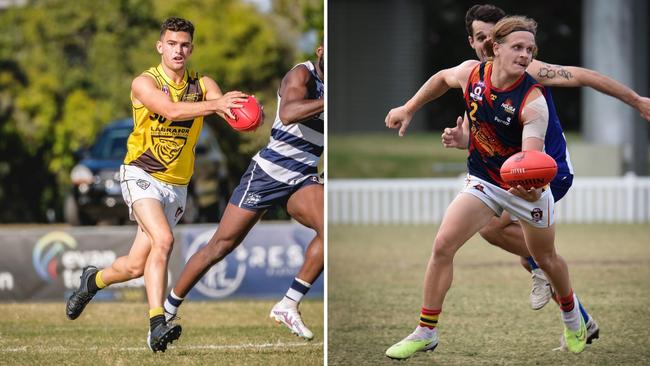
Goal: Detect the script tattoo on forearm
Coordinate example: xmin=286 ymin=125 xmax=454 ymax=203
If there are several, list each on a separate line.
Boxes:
xmin=537 ymin=63 xmax=573 ymax=81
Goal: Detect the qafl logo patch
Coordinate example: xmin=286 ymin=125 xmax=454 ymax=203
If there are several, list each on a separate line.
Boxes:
xmin=469 ymin=81 xmax=486 ymax=102
xmin=530 ymin=208 xmax=543 ymax=222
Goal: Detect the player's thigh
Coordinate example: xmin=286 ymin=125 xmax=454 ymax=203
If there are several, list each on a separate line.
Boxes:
xmin=436 ymin=193 xmax=496 ymax=250
xmin=286 ymin=183 xmax=323 ymax=232
xmin=131 ymin=198 xmax=173 ymax=244
xmin=214 ymin=203 xmax=265 ymax=244
xmin=520 ymin=221 xmax=556 ymax=257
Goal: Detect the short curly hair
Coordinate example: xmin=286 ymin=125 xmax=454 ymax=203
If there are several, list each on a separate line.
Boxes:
xmin=160 ymin=17 xmax=195 ymax=40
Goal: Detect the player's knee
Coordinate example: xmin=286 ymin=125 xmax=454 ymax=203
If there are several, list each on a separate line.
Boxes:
xmin=205 ymin=237 xmax=238 ymax=265
xmin=432 ymin=235 xmax=457 ymax=261
xmin=152 ymin=231 xmax=174 ymax=255
xmin=125 ymin=262 xmax=145 ymax=278
xmin=532 ymin=254 xmax=555 ymax=272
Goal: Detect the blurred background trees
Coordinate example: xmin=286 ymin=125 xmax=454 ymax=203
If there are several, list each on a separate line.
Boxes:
xmin=0 ymin=0 xmax=322 ymax=222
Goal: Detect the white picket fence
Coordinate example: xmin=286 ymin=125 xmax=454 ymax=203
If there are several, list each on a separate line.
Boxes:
xmin=328 ymin=176 xmax=650 ymax=224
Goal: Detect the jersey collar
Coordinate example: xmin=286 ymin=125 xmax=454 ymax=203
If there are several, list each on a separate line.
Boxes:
xmin=156 ymin=64 xmax=188 ymax=89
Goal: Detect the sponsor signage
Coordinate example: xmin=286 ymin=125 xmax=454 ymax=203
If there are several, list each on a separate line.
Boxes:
xmin=0 ymin=223 xmax=322 ymax=301
xmin=181 ymin=223 xmax=323 ymax=300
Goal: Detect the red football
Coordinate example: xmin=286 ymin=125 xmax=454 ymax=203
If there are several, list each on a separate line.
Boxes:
xmin=500 ymin=150 xmax=558 ymax=189
xmin=226 ymin=95 xmax=263 ymax=132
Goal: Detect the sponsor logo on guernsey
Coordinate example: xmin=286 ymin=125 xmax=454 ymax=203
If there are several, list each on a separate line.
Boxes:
xmin=531 ymin=208 xmax=543 ymax=222
xmin=494 ymin=116 xmax=512 ymax=126
xmin=501 ymin=98 xmax=516 ymax=115
xmin=161 ymin=85 xmax=170 ymax=96
xmin=183 ymin=93 xmax=199 ymax=102
xmin=469 ymin=81 xmax=486 ymax=102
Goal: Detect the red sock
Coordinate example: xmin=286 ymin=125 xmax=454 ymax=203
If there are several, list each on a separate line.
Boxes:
xmin=558 ymin=290 xmax=575 ymax=312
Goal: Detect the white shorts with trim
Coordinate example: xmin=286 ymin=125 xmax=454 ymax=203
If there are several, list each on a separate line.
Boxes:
xmin=462 ymin=174 xmax=554 ymax=228
xmin=119 ymin=165 xmax=187 ymax=227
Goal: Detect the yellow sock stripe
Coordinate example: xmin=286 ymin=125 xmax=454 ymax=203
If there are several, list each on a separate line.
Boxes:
xmin=95 ymin=270 xmax=107 ymax=289
xmin=419 ymin=314 xmax=439 ymax=327
xmin=420 ymin=314 xmax=439 ymax=322
xmin=149 ymin=307 xmax=164 ymax=318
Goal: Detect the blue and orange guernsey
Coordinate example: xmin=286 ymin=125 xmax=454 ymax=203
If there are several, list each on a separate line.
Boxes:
xmin=124 ymin=64 xmax=206 ymax=185
xmin=464 ymin=61 xmax=544 ymax=189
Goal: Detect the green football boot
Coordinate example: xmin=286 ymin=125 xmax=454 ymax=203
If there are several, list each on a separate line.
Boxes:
xmin=563 ymin=316 xmax=587 ymax=354
xmin=385 ymin=328 xmax=438 ymax=360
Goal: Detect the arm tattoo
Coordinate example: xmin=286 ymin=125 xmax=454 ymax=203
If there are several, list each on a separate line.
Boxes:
xmin=537 ymin=63 xmax=573 ymax=81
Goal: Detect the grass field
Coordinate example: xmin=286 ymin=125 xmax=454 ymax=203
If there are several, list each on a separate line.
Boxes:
xmin=330 ymin=132 xmax=468 ymax=178
xmin=0 ymin=300 xmax=323 ymax=365
xmin=328 ymin=224 xmax=650 ymax=365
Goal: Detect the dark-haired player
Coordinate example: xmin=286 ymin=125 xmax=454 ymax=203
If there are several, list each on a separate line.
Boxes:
xmin=65 ymin=17 xmax=247 ymax=352
xmin=163 ymin=44 xmax=324 ymax=341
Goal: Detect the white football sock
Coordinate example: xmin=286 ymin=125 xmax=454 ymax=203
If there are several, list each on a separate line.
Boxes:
xmin=561 ymin=293 xmax=582 ymax=331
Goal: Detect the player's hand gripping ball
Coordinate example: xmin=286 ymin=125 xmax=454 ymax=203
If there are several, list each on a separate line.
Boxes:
xmin=500 ymin=150 xmax=558 ymax=189
xmin=226 ymin=95 xmax=263 ymax=132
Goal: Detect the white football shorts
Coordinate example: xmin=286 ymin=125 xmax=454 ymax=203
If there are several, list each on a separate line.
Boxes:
xmin=462 ymin=174 xmax=554 ymax=228
xmin=119 ymin=164 xmax=187 ymax=227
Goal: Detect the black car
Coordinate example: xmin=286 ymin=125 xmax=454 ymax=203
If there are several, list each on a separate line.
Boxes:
xmin=64 ymin=118 xmax=229 ymax=225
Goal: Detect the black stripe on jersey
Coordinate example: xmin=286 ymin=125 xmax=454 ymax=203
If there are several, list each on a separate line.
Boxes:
xmin=300 ymin=119 xmax=324 ymax=134
xmin=169 ymin=120 xmax=194 ymax=128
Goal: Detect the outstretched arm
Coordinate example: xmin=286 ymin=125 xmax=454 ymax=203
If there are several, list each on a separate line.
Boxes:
xmin=132 ymin=75 xmax=247 ymax=121
xmin=278 ymin=65 xmax=324 ymax=125
xmin=527 ymin=60 xmax=650 ymax=121
xmin=385 ymin=60 xmax=478 ymax=136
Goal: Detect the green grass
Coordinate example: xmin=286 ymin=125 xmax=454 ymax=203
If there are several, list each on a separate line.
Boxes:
xmin=329 ymin=132 xmax=467 ymax=178
xmin=330 ymin=132 xmax=650 ymax=178
xmin=0 ymin=300 xmax=323 ymax=365
xmin=328 ymin=224 xmax=650 ymax=365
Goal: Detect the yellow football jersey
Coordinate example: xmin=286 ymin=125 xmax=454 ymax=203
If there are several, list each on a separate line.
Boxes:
xmin=125 ymin=64 xmax=206 ymax=185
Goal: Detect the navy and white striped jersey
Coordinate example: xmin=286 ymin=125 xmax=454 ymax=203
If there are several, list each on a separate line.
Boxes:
xmin=252 ymin=61 xmax=324 ymax=185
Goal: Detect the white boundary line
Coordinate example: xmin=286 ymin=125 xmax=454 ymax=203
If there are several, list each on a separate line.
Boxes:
xmin=1 ymin=341 xmax=323 ymax=353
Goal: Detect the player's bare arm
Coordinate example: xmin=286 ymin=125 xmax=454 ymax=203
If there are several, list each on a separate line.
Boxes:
xmin=528 ymin=59 xmax=650 ymax=121
xmin=278 ymin=65 xmax=324 ymax=125
xmin=201 ymin=76 xmax=249 ymax=120
xmin=386 ymin=60 xmax=478 ymax=136
xmin=131 ymin=75 xmax=246 ymax=121
xmin=509 ymin=88 xmax=548 ymax=202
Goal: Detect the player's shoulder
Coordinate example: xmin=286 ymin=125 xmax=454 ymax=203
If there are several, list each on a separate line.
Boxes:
xmin=283 ymin=62 xmax=313 ymax=86
xmin=133 ymin=66 xmax=160 ymax=88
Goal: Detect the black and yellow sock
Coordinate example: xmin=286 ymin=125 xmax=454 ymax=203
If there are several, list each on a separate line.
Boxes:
xmin=87 ymin=270 xmax=107 ymax=294
xmin=149 ymin=307 xmax=165 ymax=331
